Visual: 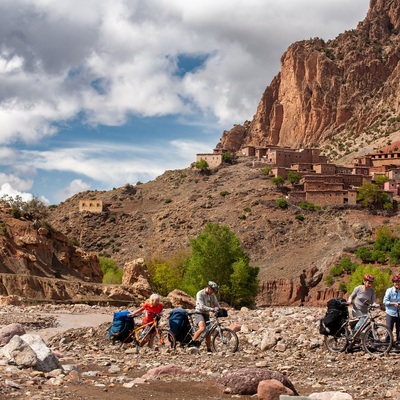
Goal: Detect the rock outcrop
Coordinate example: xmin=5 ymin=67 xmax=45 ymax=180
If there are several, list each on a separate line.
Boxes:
xmin=221 ymin=0 xmax=400 ymax=153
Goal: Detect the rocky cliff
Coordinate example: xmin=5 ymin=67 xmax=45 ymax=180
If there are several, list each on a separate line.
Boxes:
xmin=221 ymin=0 xmax=400 ymax=158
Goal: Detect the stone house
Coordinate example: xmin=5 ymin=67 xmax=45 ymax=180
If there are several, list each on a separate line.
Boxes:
xmin=79 ymin=200 xmax=103 ymax=213
xmin=196 ymin=153 xmax=223 ymax=168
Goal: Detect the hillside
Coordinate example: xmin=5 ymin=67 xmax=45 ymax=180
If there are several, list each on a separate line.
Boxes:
xmin=47 ymin=158 xmax=396 ymax=299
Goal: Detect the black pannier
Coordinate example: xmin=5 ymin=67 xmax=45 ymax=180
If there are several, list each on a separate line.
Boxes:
xmin=319 ymin=298 xmax=348 ymax=336
xmin=216 ymin=308 xmax=228 ymax=318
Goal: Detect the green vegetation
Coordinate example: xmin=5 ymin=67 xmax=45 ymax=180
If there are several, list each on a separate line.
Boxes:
xmin=287 ymin=171 xmax=301 ymax=186
xmin=276 ymin=198 xmax=288 ymax=209
xmin=164 ymin=198 xmax=172 ymax=204
xmin=220 ymin=191 xmax=230 ymax=197
xmin=99 ymin=257 xmax=123 ymax=284
xmin=357 ymin=183 xmax=392 ymax=209
xmin=145 ymin=223 xmax=259 ymax=308
xmin=272 ymin=176 xmax=285 ymax=189
xmin=195 ymin=159 xmax=210 ymax=173
xmin=374 ymin=175 xmax=389 ymax=185
xmin=147 ymin=251 xmax=189 ymax=296
xmin=261 ymin=166 xmax=271 ymax=175
xmin=222 ymin=151 xmax=234 ymax=164
xmin=298 ymin=201 xmax=320 ymax=211
xmin=184 ymin=222 xmax=259 ymax=307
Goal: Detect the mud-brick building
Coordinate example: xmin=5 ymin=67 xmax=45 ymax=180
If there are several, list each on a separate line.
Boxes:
xmin=196 ymin=153 xmax=223 ymax=168
xmin=267 ymin=147 xmax=327 ymax=168
xmin=79 ymin=200 xmax=103 ymax=213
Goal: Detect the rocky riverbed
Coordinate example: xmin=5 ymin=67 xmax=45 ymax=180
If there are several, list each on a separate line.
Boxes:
xmin=0 ymin=303 xmax=399 ymax=399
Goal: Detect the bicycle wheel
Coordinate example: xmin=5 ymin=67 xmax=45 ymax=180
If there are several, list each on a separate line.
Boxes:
xmin=212 ymin=328 xmax=239 ymax=353
xmin=324 ymin=329 xmax=349 ymax=353
xmin=362 ymin=323 xmax=393 ymax=355
xmin=149 ymin=329 xmax=176 ymax=349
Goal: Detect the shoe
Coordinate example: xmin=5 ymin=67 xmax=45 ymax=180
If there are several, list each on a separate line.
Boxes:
xmin=207 ymin=348 xmax=212 ymax=354
xmin=188 ymin=340 xmax=200 ymax=348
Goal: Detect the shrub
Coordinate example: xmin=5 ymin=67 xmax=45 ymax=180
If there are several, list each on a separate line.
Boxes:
xmin=272 ymin=176 xmax=285 ymax=188
xmin=165 ymin=198 xmax=172 ymax=204
xmin=325 ymin=275 xmax=334 ymax=286
xmin=99 ymin=257 xmax=123 ymax=284
xmin=195 ymin=159 xmax=209 ymax=173
xmin=355 ymin=246 xmax=374 ymax=263
xmin=329 ymin=265 xmax=343 ymax=277
xmin=298 ymin=202 xmax=319 ymax=211
xmin=295 ymin=214 xmax=304 ymax=221
xmin=339 ymin=257 xmax=357 ymax=273
xmin=338 ymin=281 xmax=347 ymax=293
xmin=220 ymin=191 xmax=230 ymax=197
xmin=276 ymin=198 xmax=288 ymax=209
xmin=261 ymin=166 xmax=271 ymax=175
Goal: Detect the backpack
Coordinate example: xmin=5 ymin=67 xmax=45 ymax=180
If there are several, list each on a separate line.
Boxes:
xmin=108 ymin=310 xmax=135 ymax=342
xmin=319 ymin=298 xmax=349 ymax=336
xmin=168 ymin=308 xmax=192 ymax=344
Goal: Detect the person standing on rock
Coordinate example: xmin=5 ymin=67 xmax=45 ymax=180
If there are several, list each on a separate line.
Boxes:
xmin=189 ymin=281 xmax=220 ymax=353
xmin=383 ymin=275 xmax=400 ymax=345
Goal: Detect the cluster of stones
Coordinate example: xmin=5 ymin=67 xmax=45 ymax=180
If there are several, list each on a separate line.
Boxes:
xmin=0 ymin=304 xmax=399 ymax=399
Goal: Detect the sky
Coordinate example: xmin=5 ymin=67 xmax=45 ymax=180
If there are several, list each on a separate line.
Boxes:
xmin=0 ymin=0 xmax=370 ymax=205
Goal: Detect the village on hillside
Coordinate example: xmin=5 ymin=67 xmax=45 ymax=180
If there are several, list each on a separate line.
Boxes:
xmin=196 ymin=142 xmax=400 ymax=207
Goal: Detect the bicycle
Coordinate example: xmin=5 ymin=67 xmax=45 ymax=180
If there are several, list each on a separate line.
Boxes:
xmin=121 ymin=312 xmax=176 ymax=351
xmin=324 ymin=304 xmax=393 ymax=356
xmin=186 ymin=308 xmax=239 ymax=353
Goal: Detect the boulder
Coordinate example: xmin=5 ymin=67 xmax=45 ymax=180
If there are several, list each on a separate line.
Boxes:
xmin=0 ymin=335 xmax=38 ymax=368
xmin=257 ymin=379 xmax=294 ymax=400
xmin=0 ymin=323 xmax=26 ymax=346
xmin=20 ymin=334 xmax=61 ymax=372
xmin=166 ymin=289 xmax=195 ymax=309
xmin=217 ymin=368 xmax=298 ymax=395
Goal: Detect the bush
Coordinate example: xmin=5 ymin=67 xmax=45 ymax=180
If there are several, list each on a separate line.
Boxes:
xmin=298 ymin=202 xmax=320 ymax=211
xmin=355 ymin=246 xmax=374 ymax=263
xmin=329 ymin=265 xmax=343 ymax=277
xmin=338 ymin=281 xmax=347 ymax=293
xmin=295 ymin=214 xmax=304 ymax=221
xmin=99 ymin=257 xmax=123 ymax=284
xmin=325 ymin=275 xmax=334 ymax=286
xmin=261 ymin=166 xmax=271 ymax=175
xmin=276 ymin=198 xmax=288 ymax=209
xmin=338 ymin=257 xmax=357 ymax=273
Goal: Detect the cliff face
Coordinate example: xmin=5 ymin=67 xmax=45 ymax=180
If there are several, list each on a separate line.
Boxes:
xmin=221 ymin=0 xmax=400 ymax=153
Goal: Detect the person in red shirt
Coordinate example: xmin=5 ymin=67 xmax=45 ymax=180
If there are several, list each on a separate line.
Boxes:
xmin=130 ymin=293 xmax=164 ymax=344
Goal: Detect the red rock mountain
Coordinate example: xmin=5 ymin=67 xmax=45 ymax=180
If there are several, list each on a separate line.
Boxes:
xmin=220 ymin=0 xmax=400 ymax=157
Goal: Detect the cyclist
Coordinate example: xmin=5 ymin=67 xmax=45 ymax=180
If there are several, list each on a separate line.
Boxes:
xmin=189 ymin=281 xmax=220 ymax=353
xmin=383 ymin=275 xmax=400 ymax=345
xmin=347 ymin=274 xmax=377 ymax=343
xmin=130 ymin=293 xmax=164 ymax=342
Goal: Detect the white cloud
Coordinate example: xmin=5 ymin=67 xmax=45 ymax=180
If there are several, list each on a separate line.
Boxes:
xmin=55 ymin=179 xmax=91 ymax=201
xmin=0 ymin=182 xmax=33 ymax=202
xmin=0 ymin=0 xmax=370 ymax=203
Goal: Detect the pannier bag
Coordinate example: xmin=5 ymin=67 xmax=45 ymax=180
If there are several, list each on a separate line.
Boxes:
xmin=319 ymin=298 xmax=348 ymax=336
xmin=108 ymin=310 xmax=134 ymax=342
xmin=168 ymin=308 xmax=192 ymax=344
xmin=216 ymin=308 xmax=228 ymax=318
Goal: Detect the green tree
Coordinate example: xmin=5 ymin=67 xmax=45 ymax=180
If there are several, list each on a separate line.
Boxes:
xmin=357 ymin=183 xmax=389 ymax=209
xmin=347 ymin=265 xmax=392 ymax=300
xmin=195 ymin=159 xmax=209 ymax=173
xmin=222 ymin=151 xmax=234 ymax=164
xmin=287 ymin=171 xmax=301 ymax=186
xmin=184 ymin=223 xmax=259 ymax=307
xmin=374 ymin=175 xmax=389 ymax=185
xmin=99 ymin=257 xmax=123 ymax=284
xmin=147 ymin=251 xmax=190 ymax=296
xmin=373 ymin=226 xmax=396 ymax=252
xmin=272 ymin=176 xmax=285 ymax=189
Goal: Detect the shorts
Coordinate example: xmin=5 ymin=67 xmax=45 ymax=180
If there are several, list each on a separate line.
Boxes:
xmin=194 ymin=312 xmax=210 ymax=326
